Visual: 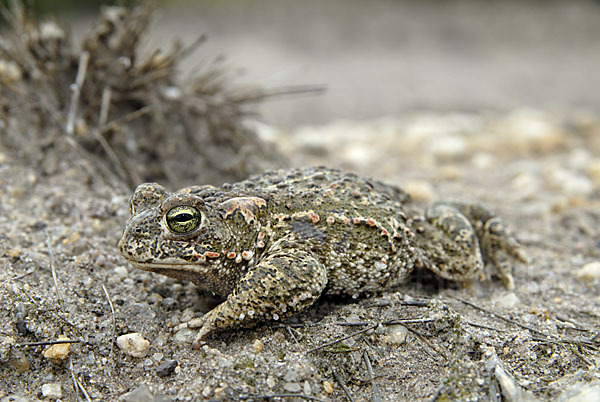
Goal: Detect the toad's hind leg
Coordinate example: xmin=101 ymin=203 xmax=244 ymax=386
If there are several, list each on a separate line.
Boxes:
xmin=415 ymin=202 xmax=528 ymax=290
xmin=441 ymin=202 xmax=529 ymax=289
xmin=178 ymin=238 xmax=328 ymax=347
xmin=413 ymin=203 xmax=485 ymax=285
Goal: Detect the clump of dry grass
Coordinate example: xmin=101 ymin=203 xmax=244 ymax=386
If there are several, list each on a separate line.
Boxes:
xmin=0 ymin=1 xmax=285 ymax=189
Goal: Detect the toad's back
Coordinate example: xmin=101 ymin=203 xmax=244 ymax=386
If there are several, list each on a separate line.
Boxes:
xmin=177 ymin=167 xmax=419 ymax=294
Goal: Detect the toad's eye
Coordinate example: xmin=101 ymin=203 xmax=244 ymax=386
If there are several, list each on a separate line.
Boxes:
xmin=165 ymin=206 xmax=202 ymax=234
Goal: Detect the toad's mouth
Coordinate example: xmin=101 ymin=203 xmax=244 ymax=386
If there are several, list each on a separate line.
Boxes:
xmin=126 ymin=260 xmax=215 ymax=282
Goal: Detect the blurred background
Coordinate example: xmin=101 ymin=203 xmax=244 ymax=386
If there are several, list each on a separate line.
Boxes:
xmin=15 ymin=0 xmax=600 ymax=129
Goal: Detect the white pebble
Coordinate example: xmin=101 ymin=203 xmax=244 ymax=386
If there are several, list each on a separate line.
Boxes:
xmin=493 ymin=293 xmax=520 ymax=310
xmin=116 ymin=333 xmax=150 ymax=357
xmin=41 ymin=383 xmax=62 ymax=399
xmin=284 ymin=382 xmax=301 ymax=392
xmin=403 ymin=180 xmax=435 ymax=202
xmin=303 ymin=381 xmax=312 ymax=395
xmin=172 ymin=328 xmax=195 ymax=345
xmin=545 ymin=167 xmax=594 ymax=196
xmin=202 ymin=385 xmax=212 ymax=398
xmin=113 ymin=266 xmax=128 ymax=279
xmin=576 ymin=262 xmax=600 ymax=281
xmin=387 ymin=325 xmax=408 ymax=344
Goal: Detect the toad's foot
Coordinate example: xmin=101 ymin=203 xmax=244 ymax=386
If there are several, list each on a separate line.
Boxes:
xmin=415 ymin=202 xmax=529 ymax=290
xmin=174 ymin=238 xmax=328 ymax=348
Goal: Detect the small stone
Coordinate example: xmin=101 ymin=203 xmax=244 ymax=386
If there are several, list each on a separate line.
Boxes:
xmin=214 ymin=387 xmax=225 ymax=398
xmin=11 ymin=351 xmax=29 ymax=373
xmin=266 ymin=375 xmax=276 ymax=388
xmin=323 ymin=380 xmax=334 ymax=394
xmin=470 ymin=152 xmax=495 ymax=170
xmin=155 ymin=360 xmax=177 ymax=377
xmin=427 ymin=135 xmax=468 ymax=159
xmin=387 ymin=324 xmax=408 ymax=344
xmin=283 ymin=369 xmax=297 ymax=382
xmin=172 ymin=328 xmax=195 ymax=345
xmin=119 ymin=383 xmax=153 ymax=402
xmin=116 ymin=333 xmax=150 ymax=357
xmin=437 ymin=165 xmax=462 ymax=180
xmin=283 ymin=382 xmax=301 ymax=393
xmin=495 ymin=109 xmax=567 ymax=155
xmin=6 ymin=248 xmax=21 ymax=258
xmin=202 ymin=386 xmax=212 ymax=398
xmin=403 ymin=180 xmax=435 ymax=202
xmin=511 ymin=171 xmax=541 ymax=197
xmin=494 ymin=293 xmax=520 ymax=310
xmin=0 ymin=59 xmax=22 ymax=84
xmin=576 ymin=262 xmax=600 ymax=281
xmin=545 ymin=167 xmax=594 ymax=196
xmin=252 ymin=339 xmax=264 ymax=353
xmin=43 ymin=337 xmax=70 ymax=360
xmin=114 ymin=266 xmax=128 ymax=279
xmin=303 ymin=381 xmax=311 ymax=395
xmin=586 ymin=159 xmax=600 ymax=188
xmin=41 ymin=383 xmax=62 ymax=399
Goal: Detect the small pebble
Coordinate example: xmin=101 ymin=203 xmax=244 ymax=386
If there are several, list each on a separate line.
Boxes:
xmin=41 ymin=383 xmax=62 ymax=399
xmin=252 ymin=339 xmax=264 ymax=353
xmin=403 ymin=180 xmax=435 ymax=202
xmin=43 ymin=337 xmax=71 ymax=361
xmin=576 ymin=262 xmax=600 ymax=281
xmin=202 ymin=386 xmax=212 ymax=398
xmin=116 ymin=333 xmax=150 ymax=357
xmin=155 ymin=360 xmax=177 ymax=377
xmin=387 ymin=324 xmax=408 ymax=345
xmin=120 ymin=383 xmax=153 ymax=402
xmin=6 ymin=248 xmax=21 ymax=258
xmin=266 ymin=375 xmax=276 ymax=388
xmin=283 ymin=382 xmax=301 ymax=393
xmin=114 ymin=266 xmax=128 ymax=279
xmin=494 ymin=293 xmax=520 ymax=310
xmin=496 ymin=109 xmax=567 ymax=154
xmin=272 ymin=331 xmax=286 ymax=343
xmin=427 ymin=135 xmax=468 ymax=159
xmin=172 ymin=328 xmax=195 ymax=345
xmin=303 ymin=380 xmax=311 ymax=395
xmin=437 ymin=165 xmax=462 ymax=180
xmin=545 ymin=167 xmax=594 ymax=196
xmin=283 ymin=369 xmax=297 ymax=382
xmin=586 ymin=159 xmax=600 ymax=188
xmin=323 ymin=381 xmax=334 ymax=394
xmin=11 ymin=351 xmax=29 ymax=373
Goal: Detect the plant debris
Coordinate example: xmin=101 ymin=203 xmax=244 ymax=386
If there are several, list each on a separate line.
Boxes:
xmin=0 ymin=2 xmax=284 ymax=190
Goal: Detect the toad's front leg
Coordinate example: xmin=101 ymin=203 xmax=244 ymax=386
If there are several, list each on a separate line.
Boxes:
xmin=176 ymin=238 xmax=328 ymax=348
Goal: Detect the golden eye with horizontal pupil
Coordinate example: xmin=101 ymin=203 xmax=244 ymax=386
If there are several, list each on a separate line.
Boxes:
xmin=165 ymin=206 xmax=202 ymax=234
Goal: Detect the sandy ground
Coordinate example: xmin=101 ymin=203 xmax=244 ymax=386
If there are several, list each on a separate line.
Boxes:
xmin=1 ymin=1 xmax=600 ymax=401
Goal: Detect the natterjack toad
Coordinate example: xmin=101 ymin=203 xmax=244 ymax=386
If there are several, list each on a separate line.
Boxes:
xmin=118 ymin=167 xmax=528 ymax=347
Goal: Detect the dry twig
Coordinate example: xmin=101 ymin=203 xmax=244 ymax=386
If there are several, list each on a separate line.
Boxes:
xmin=332 ymin=369 xmax=355 ymax=402
xmin=45 ymin=231 xmax=62 ymax=309
xmin=238 ymin=394 xmax=325 ymax=401
xmin=102 ymin=284 xmax=116 ymax=360
xmin=362 ymin=350 xmax=383 ymax=402
xmin=307 ymin=324 xmax=377 ymax=353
